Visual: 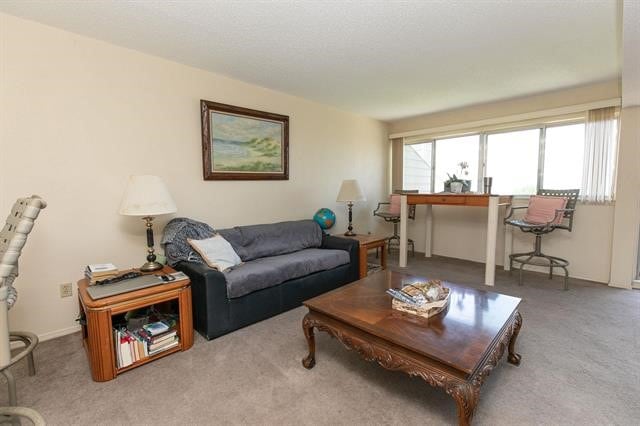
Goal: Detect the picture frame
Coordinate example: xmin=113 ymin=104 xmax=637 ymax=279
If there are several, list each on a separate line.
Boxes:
xmin=200 ymin=100 xmax=289 ymax=180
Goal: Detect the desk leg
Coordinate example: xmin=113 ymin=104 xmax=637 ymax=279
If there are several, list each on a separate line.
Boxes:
xmin=485 ymin=196 xmax=499 ymax=286
xmin=424 ymin=205 xmax=433 ymax=258
xmin=399 ymin=195 xmax=408 ymax=268
xmin=504 ymin=220 xmax=513 ymax=271
xmin=381 ymin=241 xmax=387 ymax=271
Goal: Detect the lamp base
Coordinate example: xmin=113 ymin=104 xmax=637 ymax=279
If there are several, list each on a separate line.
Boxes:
xmin=343 ymin=231 xmax=356 ymax=236
xmin=140 ymin=261 xmax=163 ymax=272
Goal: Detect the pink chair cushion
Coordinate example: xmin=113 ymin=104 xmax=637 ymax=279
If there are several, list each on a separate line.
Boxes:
xmin=523 ymin=195 xmax=568 ymax=225
xmin=389 ymin=194 xmax=401 ymax=215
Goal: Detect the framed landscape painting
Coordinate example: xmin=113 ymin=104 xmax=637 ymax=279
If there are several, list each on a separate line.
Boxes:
xmin=201 ymin=100 xmax=289 ymax=180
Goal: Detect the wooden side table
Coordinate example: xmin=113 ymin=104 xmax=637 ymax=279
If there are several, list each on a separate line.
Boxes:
xmin=77 ymin=265 xmax=193 ymax=382
xmin=342 ymin=234 xmax=387 ymax=279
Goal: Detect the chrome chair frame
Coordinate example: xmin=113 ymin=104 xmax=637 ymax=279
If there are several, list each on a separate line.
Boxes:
xmin=505 ymin=189 xmax=579 ymax=290
xmin=373 ymin=190 xmax=418 ymax=256
xmin=0 ymin=196 xmax=46 ymax=415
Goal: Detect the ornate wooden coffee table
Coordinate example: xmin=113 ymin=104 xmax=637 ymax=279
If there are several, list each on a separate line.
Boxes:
xmin=302 ymin=270 xmax=522 ymax=426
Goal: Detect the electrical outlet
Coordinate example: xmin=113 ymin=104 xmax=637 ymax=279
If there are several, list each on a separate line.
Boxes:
xmin=59 ymin=283 xmax=73 ymax=298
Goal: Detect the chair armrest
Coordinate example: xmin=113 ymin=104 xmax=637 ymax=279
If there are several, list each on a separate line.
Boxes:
xmin=373 ymin=202 xmax=390 ymax=215
xmin=547 ymin=208 xmax=576 ymax=226
xmin=504 ymin=206 xmax=528 ymax=221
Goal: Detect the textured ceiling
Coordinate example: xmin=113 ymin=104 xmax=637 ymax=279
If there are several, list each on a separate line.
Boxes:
xmin=0 ymin=1 xmax=621 ymax=120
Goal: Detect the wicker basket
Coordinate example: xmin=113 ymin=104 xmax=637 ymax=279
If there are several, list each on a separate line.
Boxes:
xmin=391 ymin=280 xmax=450 ymax=319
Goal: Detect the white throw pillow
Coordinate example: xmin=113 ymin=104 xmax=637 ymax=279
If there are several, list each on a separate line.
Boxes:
xmin=187 ymin=234 xmax=242 ymax=272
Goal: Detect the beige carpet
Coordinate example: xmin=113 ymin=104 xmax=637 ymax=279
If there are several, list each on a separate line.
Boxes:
xmin=5 ymin=255 xmax=640 ymax=425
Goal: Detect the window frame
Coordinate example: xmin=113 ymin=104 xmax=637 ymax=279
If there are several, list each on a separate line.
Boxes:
xmin=402 ymin=119 xmax=586 ymax=197
xmin=403 ymin=139 xmax=435 ymax=193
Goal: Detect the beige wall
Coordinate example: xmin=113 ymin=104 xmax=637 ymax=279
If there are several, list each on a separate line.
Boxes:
xmin=389 ymin=81 xmax=622 ymax=284
xmin=609 ymin=106 xmax=640 ymax=288
xmin=389 ymin=80 xmax=621 ymax=134
xmin=0 ymin=14 xmax=389 ymax=338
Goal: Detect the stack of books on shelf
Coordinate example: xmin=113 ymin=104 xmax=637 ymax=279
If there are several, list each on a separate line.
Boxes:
xmin=85 ymin=263 xmax=118 ymax=285
xmin=114 ymin=320 xmax=179 ymax=368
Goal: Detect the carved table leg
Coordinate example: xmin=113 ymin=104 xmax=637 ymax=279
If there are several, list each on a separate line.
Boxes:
xmin=302 ymin=314 xmax=316 ymax=369
xmin=449 ymin=383 xmax=479 ymax=426
xmin=507 ymin=311 xmax=522 ymax=366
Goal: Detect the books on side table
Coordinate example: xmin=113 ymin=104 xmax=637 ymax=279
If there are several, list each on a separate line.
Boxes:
xmin=114 ymin=320 xmax=179 ymax=368
xmin=85 ymin=263 xmax=118 ymax=285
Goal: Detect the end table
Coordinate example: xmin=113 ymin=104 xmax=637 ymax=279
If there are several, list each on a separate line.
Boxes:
xmin=77 ymin=265 xmax=193 ymax=382
xmin=342 ymin=234 xmax=387 ymax=279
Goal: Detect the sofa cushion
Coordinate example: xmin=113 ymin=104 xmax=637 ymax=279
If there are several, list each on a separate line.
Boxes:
xmin=187 ymin=235 xmax=242 ymax=272
xmin=218 ymin=220 xmax=322 ymax=262
xmin=223 ymin=248 xmax=350 ymax=298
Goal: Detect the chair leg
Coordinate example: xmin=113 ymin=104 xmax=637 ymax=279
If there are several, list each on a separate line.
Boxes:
xmin=509 ymin=233 xmax=570 ymax=290
xmin=9 ymin=334 xmax=36 ymax=376
xmin=518 ymin=255 xmax=535 ymax=286
xmin=1 ymin=368 xmax=17 ymax=406
xmin=0 ymin=407 xmax=45 ymax=426
xmin=27 ymin=352 xmax=35 ymax=377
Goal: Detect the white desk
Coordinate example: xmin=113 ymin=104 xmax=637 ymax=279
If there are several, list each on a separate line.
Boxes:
xmin=399 ymin=193 xmax=513 ymax=286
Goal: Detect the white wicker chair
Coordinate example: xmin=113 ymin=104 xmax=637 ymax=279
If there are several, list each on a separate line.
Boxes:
xmin=0 ymin=195 xmax=46 ymax=410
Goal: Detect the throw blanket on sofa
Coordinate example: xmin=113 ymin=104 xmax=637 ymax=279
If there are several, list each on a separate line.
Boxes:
xmin=161 ymin=217 xmax=215 ymax=266
xmin=218 ymin=220 xmax=323 ymax=261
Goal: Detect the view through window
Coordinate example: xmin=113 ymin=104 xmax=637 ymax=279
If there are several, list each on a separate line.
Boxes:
xmin=402 ymin=121 xmax=591 ymax=196
xmin=434 ymin=135 xmax=480 ymax=192
xmin=486 ymin=129 xmax=540 ymax=195
xmin=543 ymin=123 xmax=585 ymax=189
xmin=403 ymin=142 xmax=432 ymax=193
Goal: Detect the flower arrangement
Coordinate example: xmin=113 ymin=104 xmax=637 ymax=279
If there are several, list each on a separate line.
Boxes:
xmin=444 ymin=161 xmax=471 ymax=192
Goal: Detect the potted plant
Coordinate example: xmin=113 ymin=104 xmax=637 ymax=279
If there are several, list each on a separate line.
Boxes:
xmin=444 ymin=162 xmax=471 ymax=193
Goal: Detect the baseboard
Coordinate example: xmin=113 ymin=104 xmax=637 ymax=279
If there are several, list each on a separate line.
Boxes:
xmin=10 ymin=325 xmax=81 ymax=348
xmin=38 ymin=325 xmax=81 ymax=342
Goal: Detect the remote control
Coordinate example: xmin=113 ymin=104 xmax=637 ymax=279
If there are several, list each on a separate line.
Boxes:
xmin=386 ymin=289 xmax=422 ymax=307
xmin=158 ymin=274 xmax=176 ymax=282
xmin=96 ymin=271 xmax=143 ymax=286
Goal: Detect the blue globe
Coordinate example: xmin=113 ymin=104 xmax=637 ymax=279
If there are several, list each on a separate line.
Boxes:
xmin=313 ymin=208 xmax=336 ymax=230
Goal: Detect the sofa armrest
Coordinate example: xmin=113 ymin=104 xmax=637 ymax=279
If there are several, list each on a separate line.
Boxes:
xmin=321 ymin=235 xmax=359 ymax=282
xmin=174 ymin=261 xmax=230 ymax=339
xmin=176 ymin=261 xmax=226 ymax=284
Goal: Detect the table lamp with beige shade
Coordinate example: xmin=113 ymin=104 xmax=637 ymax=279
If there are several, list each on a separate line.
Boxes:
xmin=336 ymin=179 xmax=366 ymax=236
xmin=119 ymin=175 xmax=177 ymax=272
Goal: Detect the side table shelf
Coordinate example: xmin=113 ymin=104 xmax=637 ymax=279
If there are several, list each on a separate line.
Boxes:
xmin=77 ymin=266 xmax=194 ymax=382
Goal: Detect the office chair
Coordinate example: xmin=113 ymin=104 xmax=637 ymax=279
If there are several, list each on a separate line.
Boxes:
xmin=373 ymin=190 xmax=417 ymax=256
xmin=0 ymin=195 xmax=46 ymax=410
xmin=504 ymin=189 xmax=579 ymax=290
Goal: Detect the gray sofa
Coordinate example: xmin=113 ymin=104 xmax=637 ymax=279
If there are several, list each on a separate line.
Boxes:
xmin=163 ymin=219 xmax=359 ymax=339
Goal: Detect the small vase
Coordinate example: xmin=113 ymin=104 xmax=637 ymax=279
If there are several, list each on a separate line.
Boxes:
xmin=450 ymin=182 xmax=463 ymax=193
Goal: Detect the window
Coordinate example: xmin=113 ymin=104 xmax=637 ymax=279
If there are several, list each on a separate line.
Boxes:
xmin=403 ymin=142 xmax=432 ymax=192
xmin=434 ymin=135 xmax=480 ymax=192
xmin=401 ymin=119 xmax=610 ymax=198
xmin=543 ymin=123 xmax=585 ymax=189
xmin=486 ymin=129 xmax=540 ymax=195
